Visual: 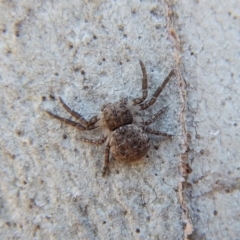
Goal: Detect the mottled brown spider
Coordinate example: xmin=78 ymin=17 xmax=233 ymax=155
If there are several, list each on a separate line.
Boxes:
xmin=46 ymin=61 xmax=174 ymax=175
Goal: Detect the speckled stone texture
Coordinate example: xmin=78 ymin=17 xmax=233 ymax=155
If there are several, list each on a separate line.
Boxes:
xmin=0 ymin=0 xmax=239 ymax=240
xmin=175 ymin=0 xmax=240 ymax=239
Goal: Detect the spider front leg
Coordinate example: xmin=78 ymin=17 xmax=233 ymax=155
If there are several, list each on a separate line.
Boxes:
xmin=46 ymin=110 xmax=91 ymax=130
xmin=132 ymin=60 xmax=148 ymax=105
xmin=59 ymin=97 xmax=99 ymax=126
xmin=102 ymin=142 xmax=110 ymax=176
xmin=140 ymin=70 xmax=175 ymax=110
xmin=46 ymin=97 xmax=99 ymax=130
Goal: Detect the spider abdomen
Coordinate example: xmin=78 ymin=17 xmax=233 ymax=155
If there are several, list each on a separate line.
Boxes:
xmin=110 ymin=124 xmax=150 ymax=162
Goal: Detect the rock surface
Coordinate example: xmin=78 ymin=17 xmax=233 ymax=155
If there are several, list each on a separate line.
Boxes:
xmin=0 ymin=0 xmax=239 ymax=239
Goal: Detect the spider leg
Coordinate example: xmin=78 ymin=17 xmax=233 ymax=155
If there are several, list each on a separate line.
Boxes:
xmin=78 ymin=136 xmax=107 ymax=145
xmin=102 ymin=142 xmax=110 ymax=176
xmin=140 ymin=70 xmax=174 ymax=110
xmin=132 ymin=60 xmax=148 ymax=105
xmin=143 ymin=107 xmax=167 ymax=126
xmin=59 ymin=97 xmax=99 ymax=126
xmin=144 ymin=126 xmax=173 ymax=137
xmin=88 ymin=116 xmax=100 ymax=126
xmin=46 ymin=110 xmax=97 ymax=131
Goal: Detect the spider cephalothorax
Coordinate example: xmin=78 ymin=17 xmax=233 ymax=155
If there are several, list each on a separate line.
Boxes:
xmin=102 ymin=100 xmax=133 ymax=131
xmin=46 ymin=60 xmax=174 ymax=175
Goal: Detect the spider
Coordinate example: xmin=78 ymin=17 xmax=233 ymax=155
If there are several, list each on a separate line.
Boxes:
xmin=46 ymin=61 xmax=175 ymax=176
